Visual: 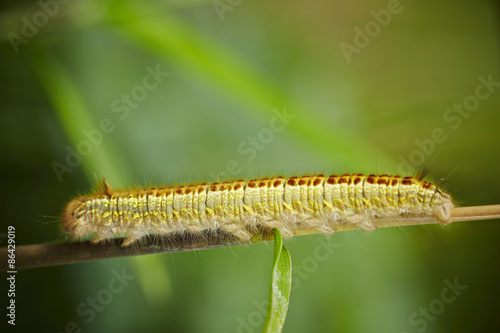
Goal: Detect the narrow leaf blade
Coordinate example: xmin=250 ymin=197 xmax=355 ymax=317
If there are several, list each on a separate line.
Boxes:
xmin=263 ymin=229 xmax=292 ymax=333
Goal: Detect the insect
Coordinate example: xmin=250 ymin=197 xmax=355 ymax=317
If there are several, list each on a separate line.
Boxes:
xmin=62 ymin=174 xmax=453 ymax=246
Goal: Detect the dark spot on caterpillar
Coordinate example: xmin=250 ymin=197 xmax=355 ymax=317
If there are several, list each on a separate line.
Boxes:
xmin=367 ymin=175 xmax=376 ymax=184
xmin=197 ymin=187 xmax=205 ymax=194
xmin=176 ymin=188 xmax=184 ymax=195
xmin=210 ymin=185 xmax=217 ymax=191
xmin=248 ymin=181 xmax=257 ymax=188
xmin=338 ymin=177 xmax=348 ymax=184
xmin=391 ymin=178 xmax=399 ymax=186
xmin=327 ymin=176 xmax=337 ymax=185
xmin=402 ymin=178 xmax=414 ymax=186
xmin=298 ymin=179 xmax=307 ymax=186
xmin=313 ymin=178 xmax=321 ymax=186
xmin=377 ymin=178 xmax=388 ymax=185
xmin=273 ymin=180 xmax=282 ymax=187
xmin=354 ymin=177 xmax=362 ymax=185
xmin=234 ymin=184 xmax=242 ymax=190
xmin=287 ymin=179 xmax=296 ymax=186
xmin=185 ymin=188 xmax=192 ymax=194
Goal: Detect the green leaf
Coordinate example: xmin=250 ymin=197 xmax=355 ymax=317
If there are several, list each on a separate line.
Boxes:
xmin=263 ymin=229 xmax=292 ymax=333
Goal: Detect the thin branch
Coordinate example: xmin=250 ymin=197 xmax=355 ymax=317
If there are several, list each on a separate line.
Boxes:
xmin=2 ymin=204 xmax=499 ymax=271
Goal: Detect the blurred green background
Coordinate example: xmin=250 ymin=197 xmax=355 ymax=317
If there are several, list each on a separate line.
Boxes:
xmin=1 ymin=0 xmax=499 ymax=332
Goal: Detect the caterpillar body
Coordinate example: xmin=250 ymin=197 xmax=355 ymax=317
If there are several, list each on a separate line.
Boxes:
xmin=62 ymin=174 xmax=453 ymax=246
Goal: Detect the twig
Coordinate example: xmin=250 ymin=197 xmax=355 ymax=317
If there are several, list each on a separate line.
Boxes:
xmin=1 ymin=204 xmax=499 ymax=271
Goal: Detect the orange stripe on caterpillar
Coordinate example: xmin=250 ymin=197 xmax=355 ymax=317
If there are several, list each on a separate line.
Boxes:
xmin=61 ymin=174 xmax=453 ymax=246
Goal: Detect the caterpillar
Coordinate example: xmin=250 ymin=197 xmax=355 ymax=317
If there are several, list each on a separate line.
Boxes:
xmin=62 ymin=174 xmax=453 ymax=246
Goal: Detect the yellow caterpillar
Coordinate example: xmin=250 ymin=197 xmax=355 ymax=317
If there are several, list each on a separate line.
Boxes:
xmin=62 ymin=174 xmax=453 ymax=246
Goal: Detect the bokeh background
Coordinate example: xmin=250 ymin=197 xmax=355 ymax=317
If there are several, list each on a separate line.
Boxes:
xmin=1 ymin=0 xmax=499 ymax=332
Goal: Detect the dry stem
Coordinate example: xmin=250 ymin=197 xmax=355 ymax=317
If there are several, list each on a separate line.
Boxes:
xmin=1 ymin=204 xmax=499 ymax=271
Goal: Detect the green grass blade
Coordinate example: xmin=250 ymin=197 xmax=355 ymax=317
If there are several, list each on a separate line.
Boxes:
xmin=263 ymin=228 xmax=292 ymax=333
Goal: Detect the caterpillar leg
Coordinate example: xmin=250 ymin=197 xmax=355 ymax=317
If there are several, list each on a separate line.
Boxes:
xmin=260 ymin=219 xmax=293 ymax=237
xmin=91 ymin=234 xmax=107 ymax=244
xmin=301 ymin=217 xmax=334 ymax=235
xmin=260 ymin=219 xmax=286 ymax=229
xmin=219 ymin=223 xmax=252 ymax=241
xmin=122 ymin=234 xmax=141 ymax=247
xmin=346 ymin=215 xmax=375 ymax=232
xmin=316 ymin=224 xmax=334 ymax=235
xmin=357 ymin=220 xmax=375 ymax=232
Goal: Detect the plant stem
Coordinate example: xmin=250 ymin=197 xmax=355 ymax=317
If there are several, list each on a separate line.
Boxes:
xmin=2 ymin=204 xmax=499 ymax=271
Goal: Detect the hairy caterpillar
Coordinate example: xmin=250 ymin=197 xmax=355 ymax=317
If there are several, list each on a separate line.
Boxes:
xmin=62 ymin=174 xmax=453 ymax=246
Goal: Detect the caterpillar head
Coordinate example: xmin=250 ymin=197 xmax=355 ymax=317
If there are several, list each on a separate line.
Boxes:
xmin=62 ymin=198 xmax=95 ymax=239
